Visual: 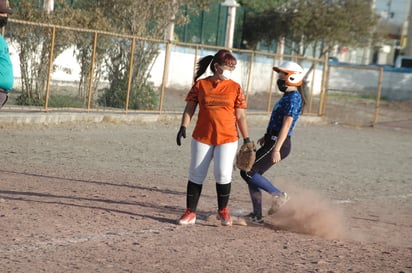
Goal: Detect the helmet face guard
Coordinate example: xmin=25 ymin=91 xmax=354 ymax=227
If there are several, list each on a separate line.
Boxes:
xmin=273 ymin=61 xmax=304 ymax=87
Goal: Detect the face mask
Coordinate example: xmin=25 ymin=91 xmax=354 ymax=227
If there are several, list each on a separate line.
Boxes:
xmin=277 ymin=79 xmax=288 ymax=92
xmin=0 ymin=17 xmax=8 ymax=28
xmin=221 ymin=69 xmax=232 ymax=80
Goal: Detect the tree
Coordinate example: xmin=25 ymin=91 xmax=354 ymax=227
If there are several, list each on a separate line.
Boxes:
xmin=241 ymin=0 xmax=379 ymax=58
xmin=12 ymin=0 xmax=217 ymax=109
xmin=11 ymin=0 xmax=82 ymax=105
xmin=238 ymin=0 xmax=287 ymax=12
xmin=43 ymin=0 xmax=54 ymax=14
xmin=239 ymin=0 xmax=380 ymax=109
xmin=88 ymin=0 xmax=217 ymax=109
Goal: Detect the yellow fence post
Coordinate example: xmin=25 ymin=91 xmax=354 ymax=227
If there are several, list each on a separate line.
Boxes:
xmin=245 ymin=51 xmax=254 ymax=104
xmin=373 ymin=67 xmax=383 ymax=126
xmin=125 ymin=37 xmax=136 ymax=113
xmin=44 ymin=26 xmax=56 ymax=112
xmin=307 ymin=60 xmax=317 ymax=113
xmin=192 ymin=45 xmax=199 ymax=85
xmin=266 ymin=55 xmax=277 ymax=113
xmin=86 ymin=32 xmax=98 ymax=111
xmin=159 ymin=41 xmax=171 ymax=113
xmin=319 ymin=53 xmax=329 ymax=116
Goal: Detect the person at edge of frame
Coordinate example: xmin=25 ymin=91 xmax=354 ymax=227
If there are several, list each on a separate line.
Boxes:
xmin=0 ymin=0 xmax=13 ymax=109
xmin=240 ymin=61 xmax=306 ymax=225
xmin=175 ymin=49 xmax=253 ymax=226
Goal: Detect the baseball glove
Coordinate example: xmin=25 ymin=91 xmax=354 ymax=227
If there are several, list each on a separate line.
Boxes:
xmin=235 ymin=142 xmax=256 ymax=172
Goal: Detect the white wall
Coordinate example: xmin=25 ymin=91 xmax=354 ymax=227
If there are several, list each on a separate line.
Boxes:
xmin=9 ymin=42 xmax=412 ymax=100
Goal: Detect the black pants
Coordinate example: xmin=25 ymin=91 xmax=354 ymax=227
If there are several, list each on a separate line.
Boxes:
xmin=250 ymin=133 xmax=291 ymax=176
xmin=239 ymin=133 xmax=291 ymax=217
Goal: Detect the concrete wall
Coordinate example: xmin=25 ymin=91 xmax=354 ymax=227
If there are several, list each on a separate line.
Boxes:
xmin=149 ymin=48 xmax=412 ymax=100
xmin=328 ymin=64 xmax=412 ymax=100
xmin=9 ymin=43 xmax=412 ymax=100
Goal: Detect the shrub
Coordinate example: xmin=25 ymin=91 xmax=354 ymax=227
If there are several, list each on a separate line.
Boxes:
xmin=97 ymin=79 xmax=158 ymax=110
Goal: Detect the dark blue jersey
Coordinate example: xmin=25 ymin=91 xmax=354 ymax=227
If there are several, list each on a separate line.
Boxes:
xmin=267 ymin=90 xmax=302 ymax=136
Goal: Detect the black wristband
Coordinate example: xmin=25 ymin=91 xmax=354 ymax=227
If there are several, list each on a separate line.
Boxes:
xmin=243 ymin=137 xmax=251 ymax=144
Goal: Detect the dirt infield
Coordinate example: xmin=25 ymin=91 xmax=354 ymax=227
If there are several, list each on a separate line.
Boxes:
xmin=0 ymin=119 xmax=411 ymax=272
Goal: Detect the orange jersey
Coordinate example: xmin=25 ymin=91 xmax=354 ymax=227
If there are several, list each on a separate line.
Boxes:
xmin=185 ymin=77 xmax=247 ymax=145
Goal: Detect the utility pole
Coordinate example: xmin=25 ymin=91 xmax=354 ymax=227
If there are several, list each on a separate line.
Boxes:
xmin=43 ymin=0 xmax=54 ymax=14
xmin=163 ymin=0 xmax=177 ymax=89
xmin=386 ymin=0 xmax=393 ymax=19
xmin=222 ymin=0 xmax=239 ymax=49
xmin=165 ymin=0 xmax=176 ymax=42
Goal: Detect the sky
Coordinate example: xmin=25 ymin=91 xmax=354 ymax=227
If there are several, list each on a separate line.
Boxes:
xmin=374 ymin=0 xmax=411 ymax=25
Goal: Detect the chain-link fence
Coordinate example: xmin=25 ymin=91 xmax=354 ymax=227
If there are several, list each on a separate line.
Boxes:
xmin=323 ymin=65 xmax=384 ymax=127
xmin=3 ymin=19 xmax=411 ymax=130
xmin=4 ymin=19 xmax=326 ymax=117
xmin=323 ymin=64 xmax=412 ymax=129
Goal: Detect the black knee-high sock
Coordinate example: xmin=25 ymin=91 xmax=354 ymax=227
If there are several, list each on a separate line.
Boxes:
xmin=216 ymin=183 xmax=231 ymax=211
xmin=186 ymin=181 xmax=202 ymax=212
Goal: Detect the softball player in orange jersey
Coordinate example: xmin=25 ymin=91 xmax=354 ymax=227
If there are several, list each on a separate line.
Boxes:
xmin=176 ymin=49 xmax=252 ymax=226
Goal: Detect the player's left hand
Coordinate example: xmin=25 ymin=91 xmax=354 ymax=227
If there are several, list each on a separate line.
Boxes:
xmin=257 ymin=136 xmax=265 ymax=146
xmin=271 ymin=150 xmax=281 ymax=163
xmin=176 ymin=126 xmax=186 ymax=146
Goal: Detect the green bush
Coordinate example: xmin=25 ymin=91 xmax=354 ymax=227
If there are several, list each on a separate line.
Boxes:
xmin=15 ymin=93 xmax=85 ymax=108
xmin=48 ymin=95 xmax=85 ymax=108
xmin=128 ymin=83 xmax=158 ymax=110
xmin=15 ymin=93 xmax=44 ymax=106
xmin=97 ymin=80 xmax=158 ymax=110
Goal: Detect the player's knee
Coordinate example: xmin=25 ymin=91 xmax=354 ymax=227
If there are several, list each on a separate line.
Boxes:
xmin=240 ymin=170 xmax=254 ymax=182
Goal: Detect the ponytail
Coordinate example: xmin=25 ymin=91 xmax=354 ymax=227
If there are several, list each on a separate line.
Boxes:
xmin=297 ymin=85 xmax=306 ymax=113
xmin=193 ymin=49 xmax=237 ymax=82
xmin=194 ymin=55 xmax=213 ymax=82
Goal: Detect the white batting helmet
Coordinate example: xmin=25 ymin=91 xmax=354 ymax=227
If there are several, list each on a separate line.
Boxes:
xmin=273 ymin=61 xmax=304 ymax=87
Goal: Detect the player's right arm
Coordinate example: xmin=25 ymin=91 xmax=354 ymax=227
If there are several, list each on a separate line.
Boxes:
xmin=180 ymin=101 xmax=197 ymax=128
xmin=176 ymin=101 xmax=197 ymax=146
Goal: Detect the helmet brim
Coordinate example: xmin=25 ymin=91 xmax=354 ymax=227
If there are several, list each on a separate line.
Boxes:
xmin=272 ymin=67 xmax=281 ymax=72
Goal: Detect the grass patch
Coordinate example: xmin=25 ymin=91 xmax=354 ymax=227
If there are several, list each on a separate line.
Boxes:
xmin=47 ymin=95 xmax=85 ymax=108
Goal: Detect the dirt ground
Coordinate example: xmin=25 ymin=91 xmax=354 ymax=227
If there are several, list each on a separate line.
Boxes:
xmin=0 ymin=114 xmax=411 ymax=272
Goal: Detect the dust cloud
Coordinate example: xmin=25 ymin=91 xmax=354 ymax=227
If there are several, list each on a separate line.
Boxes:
xmin=266 ymin=188 xmax=347 ymax=240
